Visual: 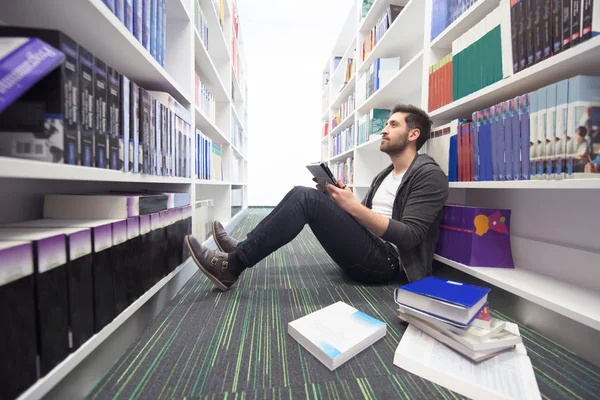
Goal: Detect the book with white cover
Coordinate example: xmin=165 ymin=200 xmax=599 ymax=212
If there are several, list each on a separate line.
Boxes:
xmin=394 ymin=323 xmax=541 ymax=400
xmin=287 ymin=301 xmax=386 ymax=371
xmin=398 ymin=304 xmax=506 ymax=343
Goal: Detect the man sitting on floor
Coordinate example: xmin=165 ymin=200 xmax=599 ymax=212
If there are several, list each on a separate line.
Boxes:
xmin=185 ymin=104 xmax=449 ymax=291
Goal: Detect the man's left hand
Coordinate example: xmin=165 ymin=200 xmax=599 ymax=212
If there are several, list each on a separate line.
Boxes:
xmin=327 ymin=180 xmax=358 ymax=213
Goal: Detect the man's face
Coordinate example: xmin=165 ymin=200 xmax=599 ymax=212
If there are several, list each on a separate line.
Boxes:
xmin=380 ymin=112 xmax=418 ymax=154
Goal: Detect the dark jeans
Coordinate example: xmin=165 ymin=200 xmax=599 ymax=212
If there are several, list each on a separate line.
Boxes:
xmin=235 ymin=186 xmax=400 ymax=284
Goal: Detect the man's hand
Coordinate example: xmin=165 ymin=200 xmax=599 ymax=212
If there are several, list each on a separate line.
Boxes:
xmin=312 ymin=177 xmax=325 ymax=193
xmin=326 ymin=180 xmax=357 ymax=213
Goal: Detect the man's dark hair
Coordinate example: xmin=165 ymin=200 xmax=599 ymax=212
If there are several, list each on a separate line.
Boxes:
xmin=391 ymin=104 xmax=432 ymax=150
xmin=577 ymin=126 xmax=587 ymax=137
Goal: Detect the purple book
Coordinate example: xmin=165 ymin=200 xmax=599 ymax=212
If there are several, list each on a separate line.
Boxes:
xmin=0 ymin=38 xmax=65 ymax=114
xmin=439 ymin=205 xmax=515 ymax=268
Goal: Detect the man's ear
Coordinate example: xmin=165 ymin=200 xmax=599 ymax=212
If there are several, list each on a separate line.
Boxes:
xmin=408 ymin=128 xmax=421 ymax=144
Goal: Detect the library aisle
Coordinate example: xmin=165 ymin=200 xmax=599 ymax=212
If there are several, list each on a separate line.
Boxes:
xmin=86 ymin=209 xmax=600 ymax=399
xmin=0 ymin=0 xmax=248 ymax=398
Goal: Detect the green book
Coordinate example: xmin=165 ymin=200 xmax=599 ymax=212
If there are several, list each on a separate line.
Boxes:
xmin=369 ymin=109 xmax=390 ymax=136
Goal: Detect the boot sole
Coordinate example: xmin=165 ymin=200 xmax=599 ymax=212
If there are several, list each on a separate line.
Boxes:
xmin=184 ymin=235 xmax=230 ymax=292
xmin=212 ymin=221 xmax=226 ymax=252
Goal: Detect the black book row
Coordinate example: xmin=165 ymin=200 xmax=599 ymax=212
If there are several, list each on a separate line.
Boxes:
xmin=0 ymin=206 xmax=192 ymax=400
xmin=0 ymin=26 xmax=192 ymax=178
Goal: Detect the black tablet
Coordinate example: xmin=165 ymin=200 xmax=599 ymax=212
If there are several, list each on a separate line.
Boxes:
xmin=306 ymin=162 xmax=341 ymax=192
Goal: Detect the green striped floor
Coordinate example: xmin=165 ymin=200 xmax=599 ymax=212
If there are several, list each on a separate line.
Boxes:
xmin=87 ymin=208 xmax=600 ymax=400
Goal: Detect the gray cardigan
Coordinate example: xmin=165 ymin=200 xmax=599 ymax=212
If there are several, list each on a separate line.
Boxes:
xmin=361 ymin=154 xmax=448 ymax=282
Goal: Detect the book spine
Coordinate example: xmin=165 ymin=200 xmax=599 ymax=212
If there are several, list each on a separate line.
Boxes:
xmin=510 ymin=0 xmax=520 ymax=73
xmin=533 ymin=0 xmax=543 ymax=64
xmin=115 ymin=0 xmax=125 ymax=22
xmin=552 ymin=0 xmax=563 ymax=54
xmin=511 ymin=97 xmax=521 ymax=180
xmin=161 ymin=0 xmax=167 ymax=67
xmin=529 ymin=90 xmax=538 ymax=178
xmin=142 ymin=0 xmax=151 ymax=51
xmin=581 ymin=0 xmax=595 ymax=41
xmin=563 ymin=0 xmax=572 ymax=49
xmin=130 ymin=81 xmax=139 ymax=173
xmin=150 ymin=0 xmax=157 ymax=60
xmin=517 ymin=0 xmax=527 ymax=70
xmin=133 ymin=0 xmax=143 ymax=43
xmin=520 ymin=94 xmax=530 ymax=180
xmin=537 ymin=86 xmax=547 ymax=179
xmin=157 ymin=0 xmax=163 ymax=66
xmin=546 ymin=84 xmax=557 ymax=180
xmin=94 ymin=58 xmax=108 ymax=169
xmin=107 ymin=68 xmax=120 ymax=170
xmin=79 ymin=46 xmax=95 ymax=167
xmin=572 ymin=0 xmax=581 ymax=45
xmin=524 ymin=0 xmax=535 ymax=67
xmin=503 ymin=102 xmax=512 ymax=181
xmin=120 ymin=76 xmax=130 ymax=172
xmin=125 ymin=0 xmax=134 ymax=33
xmin=542 ymin=0 xmax=552 ymax=59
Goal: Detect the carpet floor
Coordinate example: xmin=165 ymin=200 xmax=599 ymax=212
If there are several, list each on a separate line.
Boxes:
xmin=87 ymin=208 xmax=600 ymax=400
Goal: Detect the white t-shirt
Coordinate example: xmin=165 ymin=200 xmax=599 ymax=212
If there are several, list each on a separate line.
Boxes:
xmin=371 ymin=171 xmax=404 ymax=219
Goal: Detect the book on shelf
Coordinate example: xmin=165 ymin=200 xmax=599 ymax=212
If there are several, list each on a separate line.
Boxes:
xmin=0 ymin=37 xmax=65 ymax=114
xmin=393 ymin=323 xmax=541 ymax=399
xmin=430 ymin=0 xmax=480 ymax=42
xmin=287 ymin=301 xmax=386 ymax=371
xmin=394 ymin=276 xmax=491 ymax=326
xmin=43 ymin=193 xmax=170 ymax=219
xmin=361 ymin=5 xmax=404 ymax=61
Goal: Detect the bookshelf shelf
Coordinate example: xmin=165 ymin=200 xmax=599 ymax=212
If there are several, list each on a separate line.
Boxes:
xmin=195 ymin=106 xmax=229 ymax=144
xmin=329 ymin=111 xmax=356 ymax=137
xmin=200 ymin=0 xmax=231 ymax=62
xmin=359 ymin=0 xmax=406 ymax=34
xmin=0 ymin=157 xmax=193 ymax=184
xmin=449 ymin=180 xmax=600 ymax=190
xmin=329 ymin=148 xmax=355 ymax=163
xmin=429 ymin=0 xmax=500 ymax=49
xmin=194 ymin=28 xmax=229 ymax=102
xmin=231 ymin=105 xmax=245 ymax=131
xmin=231 ymin=144 xmax=246 ymax=161
xmin=0 ymin=0 xmax=192 ymax=106
xmin=331 ymin=74 xmax=357 ymax=109
xmin=330 ymin=39 xmax=357 ymax=88
xmin=357 ymin=0 xmax=424 ymax=75
xmin=433 ymin=255 xmax=600 ymax=331
xmin=357 ymin=51 xmax=424 ymax=114
xmin=430 ymin=36 xmax=600 ymax=126
xmin=196 ymin=180 xmax=233 ymax=186
xmin=355 ymin=137 xmax=382 ymax=152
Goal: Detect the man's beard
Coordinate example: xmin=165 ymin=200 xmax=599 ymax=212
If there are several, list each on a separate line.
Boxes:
xmin=380 ymin=132 xmax=409 ymax=155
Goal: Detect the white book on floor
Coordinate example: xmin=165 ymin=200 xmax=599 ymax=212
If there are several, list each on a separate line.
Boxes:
xmin=288 ymin=301 xmax=386 ymax=371
xmin=394 ymin=323 xmax=541 ymax=400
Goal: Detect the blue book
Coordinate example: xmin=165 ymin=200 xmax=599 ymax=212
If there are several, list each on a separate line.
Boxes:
xmin=448 ymin=133 xmax=458 ymax=182
xmin=103 ymin=0 xmax=115 ymax=13
xmin=161 ymin=0 xmax=166 ymax=67
xmin=394 ymin=277 xmax=490 ymax=325
xmin=133 ymin=0 xmax=143 ymax=43
xmin=472 ymin=112 xmax=480 ymax=181
xmin=157 ymin=0 xmax=163 ymax=66
xmin=150 ymin=0 xmax=157 ymax=60
xmin=142 ymin=0 xmax=151 ymax=50
xmin=503 ymin=100 xmax=513 ymax=181
xmin=124 ymin=0 xmax=133 ymax=33
xmin=491 ymin=105 xmax=499 ymax=181
xmin=115 ymin=0 xmax=124 ymax=22
xmin=510 ymin=97 xmax=521 ymax=180
xmin=520 ymin=94 xmax=531 ymax=180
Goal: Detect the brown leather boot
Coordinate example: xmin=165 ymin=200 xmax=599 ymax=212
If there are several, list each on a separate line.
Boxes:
xmin=184 ymin=235 xmax=238 ymax=291
xmin=212 ymin=220 xmax=239 ymax=253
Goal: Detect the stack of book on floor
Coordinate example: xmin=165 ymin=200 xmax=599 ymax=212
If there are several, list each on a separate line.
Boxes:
xmin=394 ymin=276 xmax=522 ymax=362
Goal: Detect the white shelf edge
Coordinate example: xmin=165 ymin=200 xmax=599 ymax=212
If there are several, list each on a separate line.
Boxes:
xmin=330 ymin=38 xmax=357 ymax=86
xmin=329 ymin=148 xmax=355 ymax=163
xmin=434 ymin=254 xmax=600 ymax=331
xmin=195 ymin=180 xmax=232 ymax=186
xmin=355 ymin=50 xmax=424 ymax=113
xmin=330 ymin=74 xmax=356 ymax=110
xmin=16 ymin=257 xmax=197 ymax=400
xmin=194 ymin=105 xmax=230 ymax=145
xmin=194 ymin=28 xmax=229 ymax=102
xmin=357 ymin=0 xmax=423 ymax=76
xmin=449 ymin=179 xmax=600 ymax=190
xmin=231 ymin=144 xmax=247 ymax=160
xmin=355 ymin=136 xmax=382 ymax=152
xmin=329 ymin=111 xmax=356 ymax=137
xmin=0 ymin=157 xmax=192 ymax=183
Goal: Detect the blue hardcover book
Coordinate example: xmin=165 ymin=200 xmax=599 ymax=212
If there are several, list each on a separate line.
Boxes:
xmin=125 ymin=0 xmax=133 ymax=33
xmin=472 ymin=112 xmax=480 ymax=181
xmin=103 ymin=0 xmax=115 ymax=13
xmin=130 ymin=81 xmax=139 ymax=174
xmin=511 ymin=97 xmax=521 ymax=180
xmin=481 ymin=109 xmax=493 ymax=181
xmin=555 ymin=79 xmax=569 ymax=179
xmin=115 ymin=0 xmax=125 ymax=22
xmin=497 ymin=103 xmax=506 ymax=181
xmin=503 ymin=100 xmax=513 ymax=181
xmin=546 ymin=83 xmax=557 ymax=180
xmin=142 ymin=0 xmax=151 ymax=50
xmin=529 ymin=90 xmax=538 ymax=178
xmin=157 ymin=0 xmax=163 ymax=66
xmin=394 ymin=276 xmax=491 ymax=325
xmin=150 ymin=0 xmax=157 ymax=60
xmin=161 ymin=0 xmax=166 ymax=67
xmin=520 ymin=94 xmax=531 ymax=180
xmin=449 ymin=133 xmax=458 ymax=182
xmin=491 ymin=104 xmax=499 ymax=181
xmin=536 ymin=86 xmax=547 ymax=179
xmin=133 ymin=0 xmax=143 ymax=43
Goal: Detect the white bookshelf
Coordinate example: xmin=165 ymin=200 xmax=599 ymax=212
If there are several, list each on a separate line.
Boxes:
xmin=0 ymin=0 xmax=249 ymax=397
xmin=320 ymin=0 xmax=600 ymax=358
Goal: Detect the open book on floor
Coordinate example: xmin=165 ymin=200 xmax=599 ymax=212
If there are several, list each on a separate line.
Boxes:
xmin=394 ymin=323 xmax=541 ymax=400
xmin=287 ymin=301 xmax=386 ymax=371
